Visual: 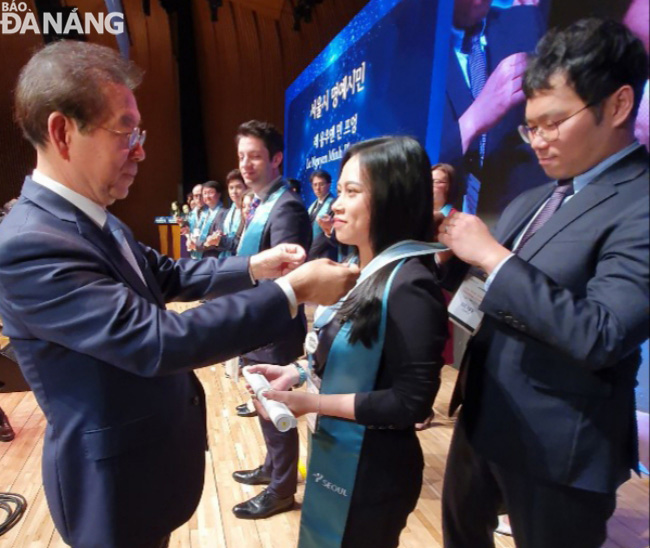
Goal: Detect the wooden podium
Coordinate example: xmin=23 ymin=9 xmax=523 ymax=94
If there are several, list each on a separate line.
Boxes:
xmin=155 ymin=217 xmax=185 ymax=259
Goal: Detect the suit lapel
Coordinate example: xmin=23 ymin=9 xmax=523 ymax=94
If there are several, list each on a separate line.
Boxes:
xmin=75 ymin=212 xmax=159 ymax=304
xmin=117 ymin=220 xmax=166 ymax=307
xmin=516 ymin=184 xmax=615 ymax=261
xmin=515 ymin=147 xmax=647 ymax=261
xmin=497 ymin=183 xmax=553 ymax=249
xmin=446 ymin=49 xmax=474 ymax=121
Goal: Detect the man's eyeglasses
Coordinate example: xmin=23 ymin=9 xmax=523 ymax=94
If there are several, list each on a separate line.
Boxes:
xmin=99 ymin=126 xmax=147 ymax=150
xmin=518 ymin=103 xmax=595 ymax=144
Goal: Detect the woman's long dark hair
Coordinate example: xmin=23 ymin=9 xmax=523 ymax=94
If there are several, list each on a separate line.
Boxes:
xmin=336 ymin=136 xmax=434 ymax=347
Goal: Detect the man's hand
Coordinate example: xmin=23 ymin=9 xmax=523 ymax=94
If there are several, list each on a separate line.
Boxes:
xmin=285 ymin=259 xmax=360 ymax=305
xmin=438 ymin=212 xmax=510 ymax=274
xmin=459 ymin=53 xmax=527 ymax=153
xmin=249 ymin=244 xmax=307 ymax=280
xmin=316 ymin=214 xmax=334 ymax=237
xmin=204 ymin=231 xmax=222 ymax=248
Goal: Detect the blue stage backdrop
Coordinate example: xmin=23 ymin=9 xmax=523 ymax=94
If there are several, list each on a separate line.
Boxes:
xmin=285 ymin=0 xmax=452 ymax=206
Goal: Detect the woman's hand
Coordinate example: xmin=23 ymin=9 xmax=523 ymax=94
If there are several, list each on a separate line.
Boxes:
xmin=265 ymin=390 xmax=319 ymax=417
xmin=246 ymin=364 xmax=299 ymax=391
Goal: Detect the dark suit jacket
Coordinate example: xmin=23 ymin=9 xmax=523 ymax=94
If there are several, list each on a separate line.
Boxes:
xmin=0 ymin=178 xmax=297 ymax=547
xmin=201 ymin=205 xmax=229 ymax=257
xmin=314 ymin=258 xmax=448 ymax=506
xmin=307 ymin=196 xmax=338 ymax=261
xmin=243 ymin=179 xmax=312 ymax=364
xmin=455 ymin=146 xmax=650 ymax=494
xmin=441 ymin=6 xmax=548 ymax=223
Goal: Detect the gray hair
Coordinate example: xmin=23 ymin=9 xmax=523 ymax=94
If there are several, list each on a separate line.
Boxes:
xmin=15 ymin=40 xmax=143 ymax=148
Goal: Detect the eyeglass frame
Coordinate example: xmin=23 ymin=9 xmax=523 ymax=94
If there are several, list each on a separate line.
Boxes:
xmin=518 ymin=102 xmax=596 ymax=144
xmin=98 ymin=126 xmax=147 ymax=150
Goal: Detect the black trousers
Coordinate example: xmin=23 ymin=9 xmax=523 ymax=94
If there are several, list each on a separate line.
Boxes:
xmin=341 ymin=492 xmax=419 ymax=548
xmin=241 ymin=356 xmax=299 ymax=498
xmin=442 ymin=418 xmax=616 ymax=548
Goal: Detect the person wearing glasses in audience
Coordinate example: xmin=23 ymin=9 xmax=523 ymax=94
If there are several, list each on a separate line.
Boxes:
xmin=0 ymin=41 xmax=359 ymax=548
xmin=251 ymin=136 xmax=449 ymax=548
xmin=438 ymin=19 xmax=649 ymax=548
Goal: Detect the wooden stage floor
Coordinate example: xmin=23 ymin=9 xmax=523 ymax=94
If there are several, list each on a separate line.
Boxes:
xmin=0 ymin=309 xmax=648 ymax=547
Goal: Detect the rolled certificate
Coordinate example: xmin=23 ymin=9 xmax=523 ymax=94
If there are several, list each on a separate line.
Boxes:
xmin=242 ymin=367 xmax=298 ymax=433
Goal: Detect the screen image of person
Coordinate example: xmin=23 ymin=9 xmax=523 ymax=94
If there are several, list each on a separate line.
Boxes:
xmin=307 ymin=169 xmax=337 ymax=261
xmin=441 ymin=0 xmax=549 ymax=222
xmin=438 ymin=18 xmax=649 ymax=548
xmin=0 ymin=40 xmax=360 ymax=548
xmin=250 ymin=136 xmax=449 ymax=548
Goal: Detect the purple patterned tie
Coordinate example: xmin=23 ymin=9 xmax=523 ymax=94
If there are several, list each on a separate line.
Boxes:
xmin=246 ymin=197 xmax=261 ymax=227
xmin=513 ymin=180 xmax=574 ymax=254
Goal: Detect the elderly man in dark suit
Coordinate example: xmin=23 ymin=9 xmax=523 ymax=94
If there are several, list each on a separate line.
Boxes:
xmin=439 ymin=19 xmax=649 ymax=548
xmin=0 ymin=41 xmax=358 ymax=548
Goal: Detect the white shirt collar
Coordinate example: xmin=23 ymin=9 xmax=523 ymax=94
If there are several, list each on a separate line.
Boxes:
xmin=31 ymin=170 xmax=107 ymax=228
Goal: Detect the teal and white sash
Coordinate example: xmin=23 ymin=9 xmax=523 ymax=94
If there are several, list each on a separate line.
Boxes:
xmin=309 ymin=194 xmax=335 ymax=240
xmin=237 ymin=185 xmax=287 ymax=256
xmin=197 ymin=205 xmax=223 ymax=245
xmin=298 ymin=240 xmax=447 ymax=548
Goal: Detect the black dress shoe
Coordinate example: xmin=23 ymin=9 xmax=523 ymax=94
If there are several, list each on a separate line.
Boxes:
xmin=232 ymin=465 xmax=272 ymax=485
xmin=235 ymin=402 xmax=249 ymax=412
xmin=232 ymin=488 xmax=294 ymax=520
xmin=237 ymin=405 xmax=258 ymax=418
xmin=0 ymin=410 xmax=15 ymax=442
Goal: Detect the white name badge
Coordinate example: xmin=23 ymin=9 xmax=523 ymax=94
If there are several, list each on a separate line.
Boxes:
xmin=305 ymin=331 xmax=319 ymax=355
xmin=448 ymin=267 xmax=487 ymax=334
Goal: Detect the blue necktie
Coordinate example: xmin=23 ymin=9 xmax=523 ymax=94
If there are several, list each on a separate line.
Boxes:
xmin=466 ymin=27 xmax=488 ymax=165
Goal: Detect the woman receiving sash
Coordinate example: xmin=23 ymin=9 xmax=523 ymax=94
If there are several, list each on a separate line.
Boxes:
xmin=250 ymin=136 xmax=448 ymax=548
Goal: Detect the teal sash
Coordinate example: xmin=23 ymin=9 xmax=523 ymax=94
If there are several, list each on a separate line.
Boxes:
xmin=219 ymin=204 xmax=242 ymax=258
xmin=309 ymin=194 xmax=335 ymax=240
xmin=298 ymin=240 xmax=447 ymax=548
xmin=197 ymin=204 xmax=223 ymax=245
xmin=237 ymin=185 xmax=287 ymax=256
xmin=188 ymin=206 xmax=207 ymax=260
xmin=187 ymin=206 xmax=205 ymax=232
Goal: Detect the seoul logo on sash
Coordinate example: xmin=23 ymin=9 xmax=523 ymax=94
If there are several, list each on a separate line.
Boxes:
xmin=312 ymin=472 xmax=349 ymax=497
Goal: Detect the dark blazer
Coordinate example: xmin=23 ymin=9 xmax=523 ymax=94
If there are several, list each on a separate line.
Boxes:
xmin=201 ymin=205 xmax=229 ymax=257
xmin=243 ymin=179 xmax=312 ymax=364
xmin=0 ymin=178 xmax=297 ymax=547
xmin=307 ymin=196 xmax=338 ymax=261
xmin=314 ymin=258 xmax=448 ymax=508
xmin=454 ymin=146 xmax=650 ymax=494
xmin=441 ymin=6 xmax=548 ymax=222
